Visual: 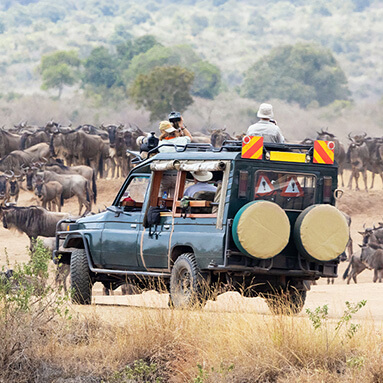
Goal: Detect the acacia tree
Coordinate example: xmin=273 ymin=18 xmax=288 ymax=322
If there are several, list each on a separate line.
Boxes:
xmin=39 ymin=50 xmax=80 ymax=98
xmin=130 ymin=66 xmax=194 ymax=121
xmin=241 ymin=43 xmax=350 ymax=108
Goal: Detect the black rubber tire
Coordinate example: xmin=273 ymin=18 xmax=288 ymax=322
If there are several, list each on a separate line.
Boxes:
xmin=265 ymin=288 xmax=307 ymax=315
xmin=169 ymin=253 xmax=206 ymax=309
xmin=70 ymin=249 xmax=93 ymax=305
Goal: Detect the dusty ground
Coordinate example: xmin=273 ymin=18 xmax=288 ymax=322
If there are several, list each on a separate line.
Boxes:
xmin=1 ymin=171 xmax=383 ymax=320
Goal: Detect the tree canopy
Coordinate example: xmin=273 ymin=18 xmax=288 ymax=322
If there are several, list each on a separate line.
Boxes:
xmin=38 ymin=50 xmax=80 ymax=98
xmin=241 ymin=43 xmax=350 ymax=108
xmin=130 ymin=66 xmax=194 ymax=121
xmin=82 ymin=47 xmax=120 ymax=89
xmin=125 ymin=44 xmax=222 ymax=100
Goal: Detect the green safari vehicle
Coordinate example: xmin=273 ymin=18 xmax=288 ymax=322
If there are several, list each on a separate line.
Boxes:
xmin=54 ymin=138 xmax=349 ymax=313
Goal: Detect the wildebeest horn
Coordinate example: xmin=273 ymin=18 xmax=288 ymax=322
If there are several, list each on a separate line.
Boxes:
xmin=348 ymin=132 xmax=354 ymax=142
xmin=4 ymin=170 xmax=14 ymax=178
xmin=362 ymin=132 xmax=367 ymax=138
xmin=358 ymin=231 xmax=365 ymax=235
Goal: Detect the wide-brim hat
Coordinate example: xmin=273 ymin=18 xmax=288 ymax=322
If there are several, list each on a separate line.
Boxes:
xmin=191 ymin=170 xmax=213 ymax=182
xmin=257 ymin=103 xmax=274 ymax=119
xmin=159 ymin=120 xmax=176 ymax=133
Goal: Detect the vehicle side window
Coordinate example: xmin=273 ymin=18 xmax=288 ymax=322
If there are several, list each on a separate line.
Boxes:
xmin=174 ymin=171 xmax=223 ymax=217
xmin=147 ymin=170 xmax=177 ymax=210
xmin=119 ymin=176 xmax=150 ymax=212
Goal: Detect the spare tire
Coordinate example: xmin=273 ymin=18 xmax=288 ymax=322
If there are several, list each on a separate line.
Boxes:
xmin=232 ymin=200 xmax=290 ymax=259
xmin=294 ymin=204 xmax=349 ymax=262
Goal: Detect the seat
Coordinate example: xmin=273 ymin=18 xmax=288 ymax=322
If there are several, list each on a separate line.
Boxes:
xmin=192 ymin=190 xmax=216 ymax=201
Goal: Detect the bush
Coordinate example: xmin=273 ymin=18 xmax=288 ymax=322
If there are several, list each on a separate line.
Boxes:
xmin=0 ymin=240 xmax=71 ymax=382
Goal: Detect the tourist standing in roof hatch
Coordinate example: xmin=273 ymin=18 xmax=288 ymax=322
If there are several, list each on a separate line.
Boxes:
xmin=158 ymin=120 xmax=193 ymax=153
xmin=246 ymin=103 xmax=285 ymax=143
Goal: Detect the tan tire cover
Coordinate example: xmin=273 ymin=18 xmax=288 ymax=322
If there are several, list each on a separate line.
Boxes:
xmin=294 ymin=204 xmax=349 ymax=262
xmin=232 ymin=200 xmax=290 ymax=259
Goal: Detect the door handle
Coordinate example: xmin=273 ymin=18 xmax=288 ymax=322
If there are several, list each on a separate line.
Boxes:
xmin=164 ymin=225 xmax=170 ymax=229
xmin=131 ymin=224 xmax=137 ymax=228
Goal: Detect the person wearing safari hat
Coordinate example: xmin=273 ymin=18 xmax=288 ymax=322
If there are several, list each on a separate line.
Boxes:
xmin=246 ymin=103 xmax=285 ymax=143
xmin=183 ymin=170 xmax=217 ymax=197
xmin=158 ymin=120 xmax=193 ymax=153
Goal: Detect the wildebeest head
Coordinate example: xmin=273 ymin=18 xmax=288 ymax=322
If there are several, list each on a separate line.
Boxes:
xmin=0 ymin=175 xmax=8 ymax=200
xmin=103 ymin=124 xmax=118 ymax=147
xmin=21 ymin=165 xmax=38 ymax=191
xmin=210 ymin=128 xmax=232 ymax=148
xmin=316 ymin=129 xmax=336 ymax=142
xmin=34 ymin=176 xmax=44 ymax=199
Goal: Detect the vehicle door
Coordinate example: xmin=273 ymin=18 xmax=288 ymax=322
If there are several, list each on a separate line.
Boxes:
xmin=100 ymin=174 xmax=150 ymax=270
xmin=139 ymin=170 xmax=176 ymax=269
xmin=140 ymin=164 xmax=228 ymax=271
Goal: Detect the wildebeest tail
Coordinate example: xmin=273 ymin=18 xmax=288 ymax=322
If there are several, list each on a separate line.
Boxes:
xmin=98 ymin=154 xmax=103 ymax=179
xmin=92 ymin=169 xmax=97 ymax=203
xmin=86 ymin=181 xmax=90 ymax=203
xmin=342 ymin=258 xmax=352 ymax=280
xmin=60 ymin=191 xmax=64 ymax=207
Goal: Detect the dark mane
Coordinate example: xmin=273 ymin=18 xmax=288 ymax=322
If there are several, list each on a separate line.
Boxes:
xmin=46 ymin=160 xmax=69 ymax=170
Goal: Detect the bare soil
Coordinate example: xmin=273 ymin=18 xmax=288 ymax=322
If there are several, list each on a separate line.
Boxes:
xmin=1 ymin=171 xmax=383 ymax=320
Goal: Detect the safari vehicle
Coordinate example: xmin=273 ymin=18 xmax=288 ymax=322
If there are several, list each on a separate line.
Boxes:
xmin=54 ymin=138 xmax=349 ymax=313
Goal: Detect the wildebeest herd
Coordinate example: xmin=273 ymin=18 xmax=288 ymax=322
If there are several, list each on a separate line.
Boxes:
xmin=0 ymin=121 xmax=382 ymax=292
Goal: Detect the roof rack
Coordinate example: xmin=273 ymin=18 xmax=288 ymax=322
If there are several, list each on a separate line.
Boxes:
xmin=131 ymin=140 xmax=319 ymax=165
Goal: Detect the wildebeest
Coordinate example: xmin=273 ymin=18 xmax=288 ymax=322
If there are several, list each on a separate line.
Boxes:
xmin=0 ymin=205 xmax=71 ymax=251
xmin=342 ymin=250 xmax=368 ymax=284
xmin=45 ymin=161 xmax=97 ymax=204
xmin=0 ymin=143 xmax=50 ymax=174
xmin=0 ymin=173 xmax=10 ymax=204
xmin=343 ymin=224 xmax=383 ymax=284
xmin=360 ymin=243 xmax=383 ymax=283
xmin=210 ymin=128 xmax=234 ymax=148
xmin=316 ymin=129 xmax=346 ymax=187
xmin=363 ymin=137 xmax=383 ymax=189
xmin=192 ymin=132 xmax=211 ymax=144
xmin=0 ymin=150 xmax=34 ymax=173
xmin=34 ymin=177 xmax=64 ymax=212
xmin=37 ymin=170 xmax=91 ymax=215
xmin=20 ymin=129 xmax=50 ymax=150
xmin=50 ymin=129 xmax=105 ymax=177
xmin=7 ymin=170 xmax=23 ymax=203
xmin=347 ymin=132 xmax=369 ymax=191
xmin=0 ymin=128 xmax=21 ymax=157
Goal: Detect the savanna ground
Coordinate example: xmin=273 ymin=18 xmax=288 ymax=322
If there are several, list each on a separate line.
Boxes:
xmin=1 ymin=170 xmax=383 ymax=382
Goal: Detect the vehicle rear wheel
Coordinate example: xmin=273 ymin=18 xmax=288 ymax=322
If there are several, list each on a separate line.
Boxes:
xmin=169 ymin=253 xmax=206 ymax=309
xmin=264 ymin=288 xmax=306 ymax=315
xmin=70 ymin=249 xmax=93 ymax=305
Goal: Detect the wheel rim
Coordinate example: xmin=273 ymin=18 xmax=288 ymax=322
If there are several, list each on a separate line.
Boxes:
xmin=173 ymin=266 xmax=193 ymax=305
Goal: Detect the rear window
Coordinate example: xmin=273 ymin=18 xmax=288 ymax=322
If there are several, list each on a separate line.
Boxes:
xmin=254 ymin=171 xmax=316 ymax=211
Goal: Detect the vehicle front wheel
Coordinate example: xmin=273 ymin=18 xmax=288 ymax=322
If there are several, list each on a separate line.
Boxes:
xmin=70 ymin=249 xmax=93 ymax=305
xmin=169 ymin=253 xmax=206 ymax=309
xmin=264 ymin=288 xmax=307 ymax=315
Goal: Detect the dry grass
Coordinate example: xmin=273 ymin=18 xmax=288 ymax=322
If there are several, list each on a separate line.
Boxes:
xmin=2 ymin=291 xmax=382 ymax=383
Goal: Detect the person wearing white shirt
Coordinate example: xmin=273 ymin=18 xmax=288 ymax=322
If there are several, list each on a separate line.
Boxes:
xmin=246 ymin=103 xmax=285 ymax=143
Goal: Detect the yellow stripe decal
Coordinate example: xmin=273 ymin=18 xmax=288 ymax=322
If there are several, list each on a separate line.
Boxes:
xmin=269 ymin=151 xmax=306 ymax=163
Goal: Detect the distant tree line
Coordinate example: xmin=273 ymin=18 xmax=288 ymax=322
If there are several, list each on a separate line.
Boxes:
xmin=38 ymin=35 xmax=222 ymax=120
xmin=38 ymin=36 xmax=350 ymax=119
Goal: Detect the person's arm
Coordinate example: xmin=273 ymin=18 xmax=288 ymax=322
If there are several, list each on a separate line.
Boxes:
xmin=181 ymin=127 xmax=192 ymax=141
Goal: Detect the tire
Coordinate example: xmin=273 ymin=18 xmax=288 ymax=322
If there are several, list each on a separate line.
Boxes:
xmin=70 ymin=249 xmax=93 ymax=305
xmin=264 ymin=288 xmax=307 ymax=315
xmin=169 ymin=253 xmax=206 ymax=309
